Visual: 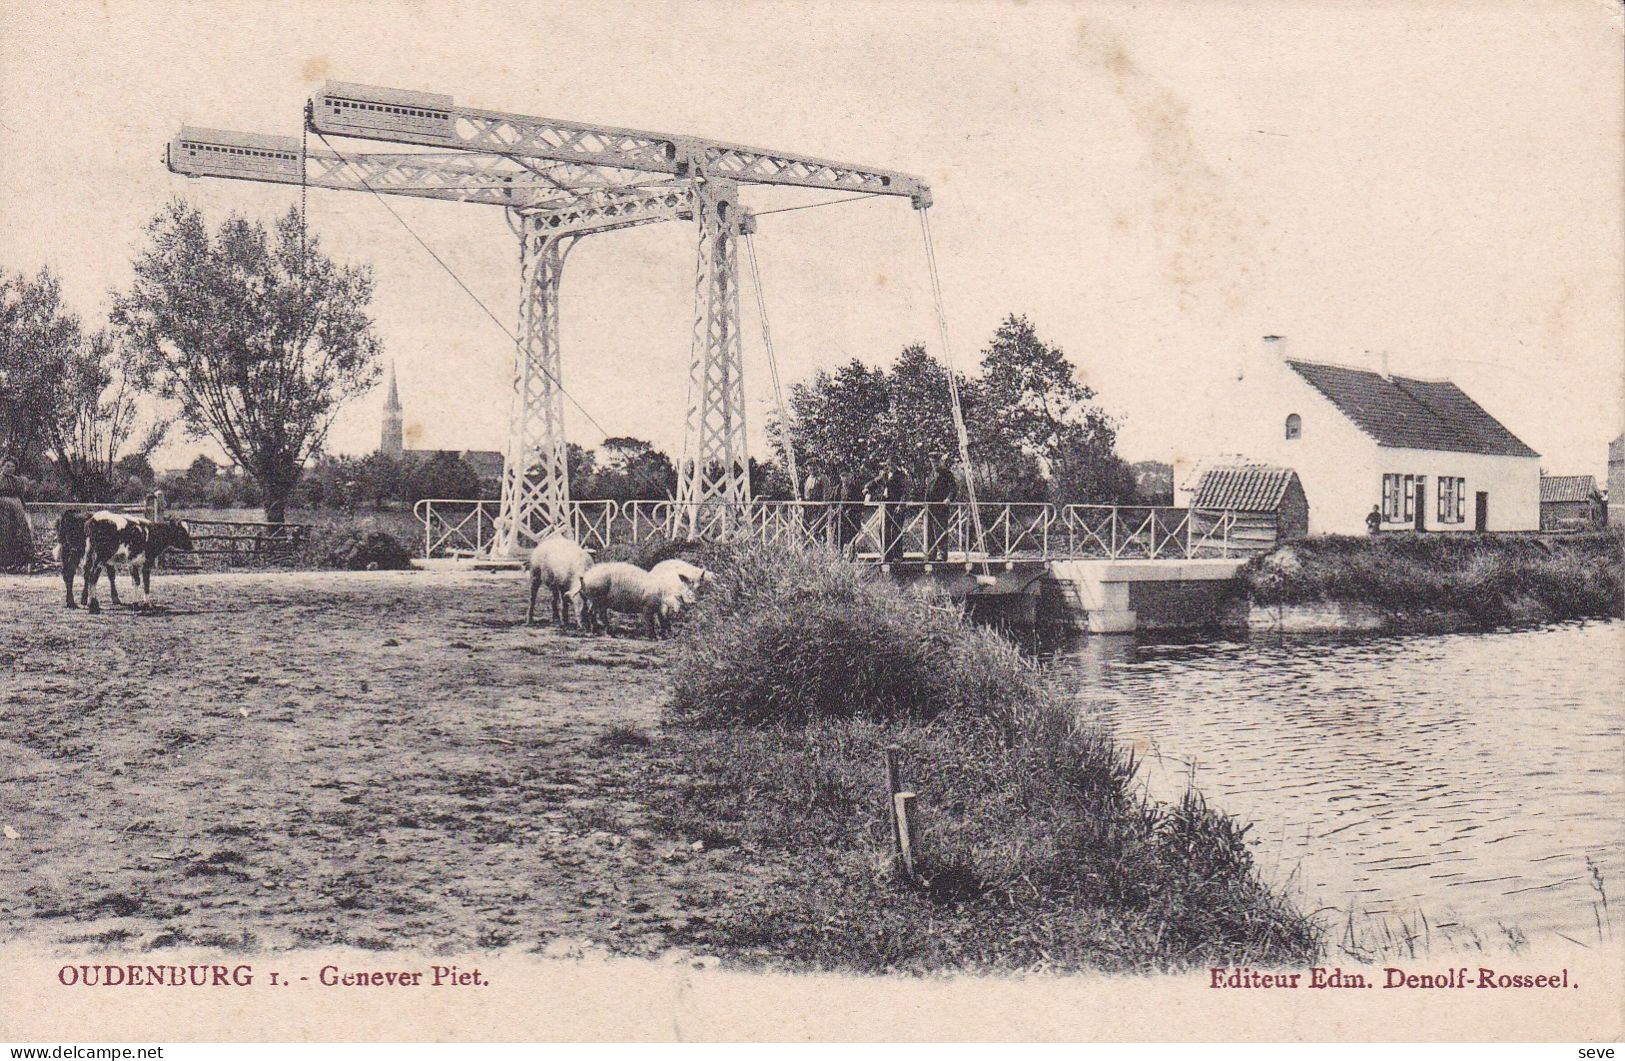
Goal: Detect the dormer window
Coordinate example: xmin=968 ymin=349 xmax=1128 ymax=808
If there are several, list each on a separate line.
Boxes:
xmin=1285 ymin=413 xmax=1302 ymax=440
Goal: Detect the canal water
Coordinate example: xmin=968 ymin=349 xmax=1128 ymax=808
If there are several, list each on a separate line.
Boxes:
xmin=1046 ymin=620 xmax=1624 ymax=945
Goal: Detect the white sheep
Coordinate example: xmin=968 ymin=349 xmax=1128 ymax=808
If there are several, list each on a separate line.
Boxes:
xmin=648 ymin=557 xmax=713 ymax=587
xmin=526 ymin=537 xmax=594 ymax=628
xmin=580 ymin=561 xmax=696 ymax=638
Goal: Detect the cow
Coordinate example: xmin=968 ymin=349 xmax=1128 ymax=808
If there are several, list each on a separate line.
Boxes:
xmin=59 ymin=510 xmax=194 ymax=613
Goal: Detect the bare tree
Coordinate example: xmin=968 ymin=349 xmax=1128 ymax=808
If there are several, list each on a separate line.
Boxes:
xmin=112 ymin=200 xmax=382 ymax=522
xmin=46 ymin=329 xmax=169 ymax=500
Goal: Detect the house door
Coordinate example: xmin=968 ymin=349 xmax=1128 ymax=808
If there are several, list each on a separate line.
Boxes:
xmin=1475 ymin=492 xmax=1488 ymax=531
xmin=1414 ymin=477 xmax=1427 ymax=532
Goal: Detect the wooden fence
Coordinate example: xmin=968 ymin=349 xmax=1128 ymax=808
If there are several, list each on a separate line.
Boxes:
xmin=19 ymin=501 xmax=309 ymax=569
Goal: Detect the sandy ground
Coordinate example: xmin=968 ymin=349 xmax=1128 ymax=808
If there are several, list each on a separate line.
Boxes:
xmin=1 ymin=567 xmax=748 ymax=958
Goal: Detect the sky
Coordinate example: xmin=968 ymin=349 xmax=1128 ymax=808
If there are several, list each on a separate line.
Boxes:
xmin=2 ymin=0 xmax=1621 ymax=479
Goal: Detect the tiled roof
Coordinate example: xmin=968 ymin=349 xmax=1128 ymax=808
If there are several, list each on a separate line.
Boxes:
xmin=410 ymin=448 xmax=505 ymax=479
xmin=1286 ymin=360 xmax=1538 ymax=458
xmin=1193 ymin=465 xmax=1300 ymax=511
xmin=1540 ymin=475 xmax=1597 ymax=504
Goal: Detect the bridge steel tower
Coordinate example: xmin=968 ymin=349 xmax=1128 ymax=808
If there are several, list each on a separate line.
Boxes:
xmin=166 ymin=82 xmax=930 ymax=553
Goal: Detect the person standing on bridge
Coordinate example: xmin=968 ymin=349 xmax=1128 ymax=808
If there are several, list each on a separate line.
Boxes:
xmin=801 ymin=461 xmax=837 ymax=547
xmin=864 ymin=461 xmax=912 ymax=563
xmin=923 ymin=451 xmax=959 ymax=562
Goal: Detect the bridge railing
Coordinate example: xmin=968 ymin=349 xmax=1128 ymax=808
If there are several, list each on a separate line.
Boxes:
xmin=413 ymin=499 xmax=619 ymax=557
xmin=413 ymin=498 xmax=1251 ymax=561
xmin=414 ymin=499 xmax=500 ymax=557
xmin=1058 ymin=505 xmax=1240 ymax=559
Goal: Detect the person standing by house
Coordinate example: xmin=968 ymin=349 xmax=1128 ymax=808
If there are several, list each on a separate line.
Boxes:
xmin=923 ymin=452 xmax=959 ymax=562
xmin=1366 ymin=504 xmax=1382 ymax=536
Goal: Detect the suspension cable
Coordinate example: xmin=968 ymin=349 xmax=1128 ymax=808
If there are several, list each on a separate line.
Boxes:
xmin=743 ymin=228 xmax=801 ymax=502
xmin=750 ymin=192 xmax=880 ymax=218
xmin=918 ymin=207 xmax=992 ymax=577
xmin=310 ymin=128 xmax=615 ymax=441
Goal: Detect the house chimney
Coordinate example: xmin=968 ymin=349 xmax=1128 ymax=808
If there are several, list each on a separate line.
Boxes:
xmin=1262 ymin=334 xmax=1286 ymax=362
xmin=1379 ymin=350 xmax=1391 ymax=378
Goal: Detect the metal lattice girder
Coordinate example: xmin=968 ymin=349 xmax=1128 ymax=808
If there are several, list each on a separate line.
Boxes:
xmin=307 ymin=82 xmax=932 ymax=205
xmin=168 ymin=127 xmax=669 ymax=210
xmin=677 ymin=179 xmax=751 ymax=530
xmin=525 ymin=183 xmax=693 ymax=236
xmin=494 ymin=226 xmax=576 ymax=557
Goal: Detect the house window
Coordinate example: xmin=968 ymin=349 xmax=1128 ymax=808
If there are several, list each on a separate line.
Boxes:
xmin=1285 ymin=413 xmax=1302 ymax=440
xmin=1437 ymin=477 xmax=1466 ymax=523
xmin=1382 ymin=473 xmax=1421 ymax=522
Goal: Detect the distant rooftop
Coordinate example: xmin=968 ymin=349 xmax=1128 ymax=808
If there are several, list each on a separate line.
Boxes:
xmin=1539 ymin=474 xmax=1598 ymax=504
xmin=1286 ymin=360 xmax=1538 ymax=459
xmin=1193 ymin=464 xmax=1300 ymax=512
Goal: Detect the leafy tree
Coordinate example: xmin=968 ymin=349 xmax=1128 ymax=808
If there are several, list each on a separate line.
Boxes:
xmin=1130 ymin=460 xmax=1175 ymax=505
xmin=972 ymin=314 xmax=1132 ymax=504
xmin=579 ymin=436 xmax=677 ymax=501
xmin=115 ymin=454 xmax=157 ymax=487
xmin=46 ymin=329 xmax=169 ymax=500
xmin=782 ymin=358 xmax=892 ymax=485
xmin=351 ymin=452 xmax=407 ymax=509
xmin=111 ymin=200 xmax=383 ymax=522
xmin=882 ymin=344 xmax=963 ymax=488
xmin=779 ymin=314 xmax=1133 ymax=505
xmin=185 ymin=455 xmax=221 ymax=489
xmin=749 ymin=456 xmax=794 ymax=500
xmin=0 ymin=267 xmax=83 ymax=475
xmin=403 ymin=451 xmax=481 ymax=503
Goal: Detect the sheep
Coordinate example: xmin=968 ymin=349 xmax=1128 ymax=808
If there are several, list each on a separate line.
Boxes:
xmin=525 ymin=537 xmax=594 ymax=628
xmin=579 ymin=561 xmax=695 ymax=638
xmin=648 ymin=557 xmax=712 ymax=587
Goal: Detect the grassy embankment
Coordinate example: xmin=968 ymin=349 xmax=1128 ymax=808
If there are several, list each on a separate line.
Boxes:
xmin=621 ymin=541 xmax=1321 ymax=974
xmin=1242 ymin=531 xmax=1624 ymax=630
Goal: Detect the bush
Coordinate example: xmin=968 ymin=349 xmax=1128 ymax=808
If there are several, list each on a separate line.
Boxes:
xmin=318 ymin=527 xmax=415 ymax=570
xmin=669 ymin=543 xmax=1044 ymax=728
xmin=1243 ymin=531 xmax=1624 ymax=626
xmin=655 ymin=541 xmax=1321 ymax=971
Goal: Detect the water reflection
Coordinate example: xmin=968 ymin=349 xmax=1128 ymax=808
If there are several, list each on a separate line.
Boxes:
xmin=1045 ymin=620 xmax=1625 ymax=942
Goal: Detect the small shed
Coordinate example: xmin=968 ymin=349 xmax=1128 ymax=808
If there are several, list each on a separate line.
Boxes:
xmin=1191 ymin=464 xmax=1308 ymax=553
xmin=1539 ymin=474 xmax=1605 ymax=531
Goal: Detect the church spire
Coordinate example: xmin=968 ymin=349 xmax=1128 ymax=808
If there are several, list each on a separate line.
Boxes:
xmin=380 ymin=361 xmax=404 ymax=456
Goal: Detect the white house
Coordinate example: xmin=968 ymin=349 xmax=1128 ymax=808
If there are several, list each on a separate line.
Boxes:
xmin=1174 ymin=338 xmax=1540 ymax=535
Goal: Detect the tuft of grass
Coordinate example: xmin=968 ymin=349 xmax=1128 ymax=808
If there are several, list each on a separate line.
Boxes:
xmin=596 ymin=724 xmax=653 ymax=751
xmin=647 ymin=540 xmax=1322 ymax=973
xmin=1243 ymin=530 xmax=1624 ymax=627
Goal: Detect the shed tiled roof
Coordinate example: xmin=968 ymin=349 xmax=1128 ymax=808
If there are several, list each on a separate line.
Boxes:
xmin=1286 ymin=360 xmax=1538 ymax=458
xmin=1540 ymin=475 xmax=1597 ymax=504
xmin=1193 ymin=465 xmax=1299 ymax=511
xmin=410 ymin=448 xmax=505 ymax=480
